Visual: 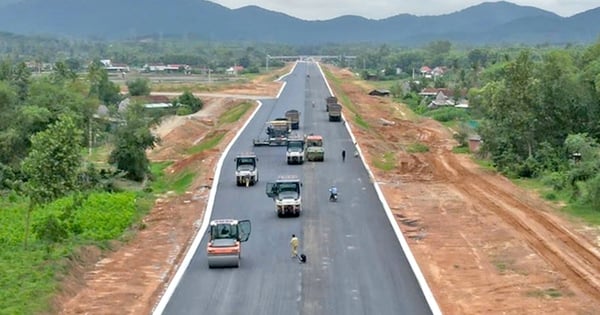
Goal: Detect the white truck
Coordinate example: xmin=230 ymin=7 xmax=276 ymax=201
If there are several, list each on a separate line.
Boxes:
xmin=235 ymin=153 xmax=259 ymax=187
xmin=286 ymin=136 xmax=305 ymax=164
xmin=265 ymin=175 xmax=302 ymax=217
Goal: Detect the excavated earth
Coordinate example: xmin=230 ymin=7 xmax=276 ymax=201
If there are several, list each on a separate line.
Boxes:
xmin=56 ymin=66 xmax=600 ymax=315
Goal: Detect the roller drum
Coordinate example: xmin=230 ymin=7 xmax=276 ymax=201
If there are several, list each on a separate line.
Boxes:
xmin=207 ymin=254 xmax=240 ymax=268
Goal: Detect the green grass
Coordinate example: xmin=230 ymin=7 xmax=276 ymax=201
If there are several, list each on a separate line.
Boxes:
xmin=373 ymin=152 xmax=396 ymax=171
xmin=186 ymin=131 xmax=226 ymax=155
xmin=526 ymin=288 xmax=563 ymax=298
xmin=452 ymin=146 xmax=471 ymax=154
xmin=473 ymin=157 xmax=497 ymax=172
xmin=149 ymin=161 xmax=173 ymax=194
xmin=219 ymin=102 xmax=252 ymax=124
xmin=353 ymin=114 xmax=370 ymax=129
xmin=148 ymin=160 xmax=195 ymax=195
xmin=84 ymin=145 xmax=112 ymax=163
xmin=0 ymin=192 xmax=140 ymax=314
xmin=151 ymin=83 xmax=211 ymax=93
xmin=170 ymin=171 xmax=195 ymax=195
xmin=406 ymin=142 xmax=429 ymax=153
xmin=514 ymin=177 xmax=600 ymax=225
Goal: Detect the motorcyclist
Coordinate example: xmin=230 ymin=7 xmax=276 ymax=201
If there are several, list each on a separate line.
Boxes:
xmin=328 ymin=185 xmax=338 ymax=201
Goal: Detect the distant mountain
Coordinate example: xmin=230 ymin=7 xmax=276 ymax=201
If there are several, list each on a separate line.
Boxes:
xmin=0 ymin=0 xmax=598 ymax=45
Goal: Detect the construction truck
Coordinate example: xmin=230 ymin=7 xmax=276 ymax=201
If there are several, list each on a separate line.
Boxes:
xmin=328 ymin=103 xmax=342 ymax=122
xmin=235 ymin=152 xmax=259 ymax=187
xmin=286 ymin=136 xmax=305 ymax=164
xmin=253 ymin=119 xmax=291 ymax=146
xmin=266 ymin=175 xmax=302 ymax=217
xmin=326 ymin=96 xmax=337 ymax=112
xmin=206 ymin=219 xmax=251 ymax=268
xmin=305 ymin=134 xmax=325 ymax=161
xmin=285 ymin=109 xmax=300 ymax=130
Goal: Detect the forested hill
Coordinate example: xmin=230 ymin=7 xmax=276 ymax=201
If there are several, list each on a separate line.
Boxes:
xmin=0 ymin=0 xmax=598 ymax=45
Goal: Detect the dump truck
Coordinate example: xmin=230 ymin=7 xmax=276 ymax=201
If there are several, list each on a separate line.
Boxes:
xmin=253 ymin=119 xmax=291 ymax=146
xmin=286 ymin=136 xmax=305 ymax=164
xmin=266 ymin=175 xmax=302 ymax=217
xmin=326 ymin=96 xmax=337 ymax=112
xmin=285 ymin=109 xmax=300 ymax=130
xmin=328 ymin=103 xmax=342 ymax=122
xmin=305 ymin=134 xmax=325 ymax=161
xmin=206 ymin=219 xmax=251 ymax=268
xmin=235 ymin=152 xmax=258 ymax=187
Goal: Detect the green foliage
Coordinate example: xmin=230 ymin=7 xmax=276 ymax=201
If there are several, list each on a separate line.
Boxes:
xmin=373 ymin=152 xmax=396 ymax=171
xmin=219 ymin=102 xmax=251 ymax=124
xmin=72 ymin=192 xmax=137 ymax=240
xmin=407 ymin=143 xmax=430 ymax=153
xmin=583 ymin=173 xmax=600 ymax=211
xmin=175 ymin=90 xmax=203 ymax=113
xmin=109 ymin=103 xmax=159 ymax=181
xmin=176 ymin=106 xmax=193 ymax=116
xmin=353 ymin=114 xmax=370 ymax=129
xmin=32 ymin=214 xmax=69 ymax=244
xmin=149 ymin=161 xmax=173 ymax=194
xmin=170 ymin=171 xmax=195 ymax=195
xmin=22 ymin=114 xmax=83 ymax=203
xmin=187 ymin=131 xmax=225 ymax=155
xmin=87 ymin=60 xmax=121 ymax=105
xmin=424 ymin=107 xmax=470 ymax=122
xmin=452 ymin=146 xmax=471 ymax=154
xmin=0 ymin=191 xmax=140 ymax=314
xmin=126 ymin=78 xmax=151 ymax=96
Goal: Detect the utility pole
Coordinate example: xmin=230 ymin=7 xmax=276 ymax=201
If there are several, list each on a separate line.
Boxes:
xmin=266 ymin=54 xmax=270 ymax=72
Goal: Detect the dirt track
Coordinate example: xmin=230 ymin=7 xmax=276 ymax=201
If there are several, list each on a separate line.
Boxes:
xmin=56 ymin=66 xmax=600 ymax=315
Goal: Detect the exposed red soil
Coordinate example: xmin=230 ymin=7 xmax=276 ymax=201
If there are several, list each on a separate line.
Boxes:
xmin=55 ymin=65 xmax=600 ymax=315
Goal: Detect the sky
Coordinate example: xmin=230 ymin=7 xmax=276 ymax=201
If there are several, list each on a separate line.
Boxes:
xmin=209 ymin=0 xmax=599 ymax=20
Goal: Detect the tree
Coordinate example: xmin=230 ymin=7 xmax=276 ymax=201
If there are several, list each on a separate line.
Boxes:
xmin=51 ymin=61 xmax=77 ymax=83
xmin=126 ymin=78 xmax=151 ymax=96
xmin=175 ymin=90 xmax=203 ymax=113
xmin=87 ymin=60 xmax=121 ymax=105
xmin=109 ymin=103 xmax=159 ymax=181
xmin=21 ymin=114 xmax=83 ymax=247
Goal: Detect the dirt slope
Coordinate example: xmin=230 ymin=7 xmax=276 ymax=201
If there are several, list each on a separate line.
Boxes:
xmin=55 ymin=66 xmax=600 ymax=315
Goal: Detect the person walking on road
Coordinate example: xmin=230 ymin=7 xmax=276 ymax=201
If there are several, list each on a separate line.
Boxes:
xmin=342 ymin=150 xmax=346 ymax=162
xmin=290 ymin=234 xmax=299 ymax=258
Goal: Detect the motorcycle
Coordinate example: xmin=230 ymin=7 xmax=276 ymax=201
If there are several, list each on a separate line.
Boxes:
xmin=329 ymin=186 xmax=338 ymax=202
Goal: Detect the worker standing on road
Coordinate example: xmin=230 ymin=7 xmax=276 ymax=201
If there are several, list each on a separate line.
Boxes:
xmin=342 ymin=150 xmax=346 ymax=162
xmin=290 ymin=234 xmax=299 ymax=258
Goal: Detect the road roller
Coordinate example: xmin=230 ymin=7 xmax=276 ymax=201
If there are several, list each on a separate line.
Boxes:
xmin=207 ymin=219 xmax=251 ymax=268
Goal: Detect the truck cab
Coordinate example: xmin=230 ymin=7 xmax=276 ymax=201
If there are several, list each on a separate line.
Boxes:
xmin=286 ymin=137 xmax=305 ymax=164
xmin=266 ymin=176 xmax=302 ymax=217
xmin=235 ymin=153 xmax=258 ymax=186
xmin=305 ymin=134 xmax=325 ymax=161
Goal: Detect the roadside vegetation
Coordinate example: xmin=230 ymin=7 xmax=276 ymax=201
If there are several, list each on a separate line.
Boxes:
xmin=0 ymin=32 xmax=599 ymax=313
xmin=341 ymin=40 xmax=600 ymax=225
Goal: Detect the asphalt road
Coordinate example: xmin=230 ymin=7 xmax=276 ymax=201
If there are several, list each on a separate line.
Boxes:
xmin=160 ymin=62 xmax=434 ymax=315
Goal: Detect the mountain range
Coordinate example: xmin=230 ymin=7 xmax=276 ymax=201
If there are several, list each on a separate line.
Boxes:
xmin=0 ymin=0 xmax=598 ymax=45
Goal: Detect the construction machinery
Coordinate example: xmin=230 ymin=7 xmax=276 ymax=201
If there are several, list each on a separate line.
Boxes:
xmin=206 ymin=219 xmax=251 ymax=268
xmin=305 ymin=134 xmax=325 ymax=161
xmin=235 ymin=152 xmax=259 ymax=186
xmin=325 ymin=96 xmax=337 ymax=112
xmin=328 ymin=103 xmax=342 ymax=122
xmin=285 ymin=109 xmax=300 ymax=130
xmin=266 ymin=175 xmax=302 ymax=217
xmin=286 ymin=135 xmax=305 ymax=164
xmin=253 ymin=119 xmax=291 ymax=146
